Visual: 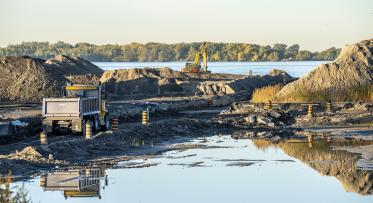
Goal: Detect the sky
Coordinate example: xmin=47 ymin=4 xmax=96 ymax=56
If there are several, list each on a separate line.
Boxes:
xmin=0 ymin=0 xmax=372 ymax=51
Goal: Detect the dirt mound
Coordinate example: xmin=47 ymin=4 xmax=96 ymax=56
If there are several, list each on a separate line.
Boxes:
xmin=158 ymin=78 xmax=183 ymax=94
xmin=100 ymin=67 xmax=187 ymax=95
xmin=100 ymin=67 xmax=187 ymax=82
xmin=198 ymin=69 xmax=294 ymax=95
xmin=45 ymin=55 xmax=103 ymax=76
xmin=0 ymin=55 xmax=103 ymax=103
xmin=0 ymin=146 xmax=42 ymax=161
xmin=0 ymin=56 xmax=59 ymax=103
xmin=276 ymin=38 xmax=373 ymax=102
xmin=68 ymin=74 xmax=101 ymax=85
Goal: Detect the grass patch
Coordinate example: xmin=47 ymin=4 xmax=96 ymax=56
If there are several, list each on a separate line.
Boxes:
xmin=251 ymin=85 xmax=283 ymax=103
xmin=277 ymin=84 xmax=373 ymax=102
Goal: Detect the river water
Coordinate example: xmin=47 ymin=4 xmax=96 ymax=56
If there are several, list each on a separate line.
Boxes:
xmin=11 ymin=135 xmax=373 ymax=203
xmin=93 ymin=61 xmax=328 ymax=77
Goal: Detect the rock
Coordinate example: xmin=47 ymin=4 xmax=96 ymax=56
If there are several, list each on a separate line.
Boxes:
xmin=257 ymin=131 xmax=272 ymax=138
xmin=19 ymin=146 xmax=42 ymax=157
xmin=270 ymin=135 xmax=282 ymax=142
xmin=244 ymin=115 xmax=256 ymax=125
xmin=353 ymin=103 xmax=373 ymax=111
xmin=231 ymin=131 xmax=256 ymax=139
xmin=269 ymin=110 xmax=281 ymax=119
xmin=343 ymin=102 xmax=354 ymax=109
xmin=257 ymin=116 xmax=273 ymax=127
xmin=267 ymin=122 xmax=276 ymax=128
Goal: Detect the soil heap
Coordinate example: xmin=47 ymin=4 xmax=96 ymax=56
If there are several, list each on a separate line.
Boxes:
xmin=197 ymin=69 xmax=294 ymax=95
xmin=276 ymin=38 xmax=373 ymax=102
xmin=0 ymin=55 xmax=103 ymax=103
xmin=100 ymin=67 xmax=188 ymax=95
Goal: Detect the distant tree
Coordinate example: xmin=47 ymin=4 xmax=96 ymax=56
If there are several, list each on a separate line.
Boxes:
xmin=296 ymin=50 xmax=312 ymax=60
xmin=0 ymin=41 xmax=340 ymax=62
xmin=272 ymin=43 xmax=287 ymax=59
xmin=313 ymin=47 xmax=340 ymax=61
xmin=267 ymin=52 xmax=280 ymax=61
xmin=251 ymin=53 xmax=259 ymax=62
xmin=285 ymin=44 xmax=300 ymax=60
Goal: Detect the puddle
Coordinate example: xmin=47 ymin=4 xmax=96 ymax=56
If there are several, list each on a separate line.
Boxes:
xmin=10 ymin=135 xmax=373 ymax=203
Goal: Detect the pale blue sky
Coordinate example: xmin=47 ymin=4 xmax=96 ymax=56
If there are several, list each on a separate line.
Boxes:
xmin=0 ymin=0 xmax=372 ymax=51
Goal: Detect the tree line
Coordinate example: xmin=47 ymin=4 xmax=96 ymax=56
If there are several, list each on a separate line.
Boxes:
xmin=0 ymin=41 xmax=340 ymax=62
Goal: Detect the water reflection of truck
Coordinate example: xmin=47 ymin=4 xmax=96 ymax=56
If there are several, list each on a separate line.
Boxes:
xmin=40 ymin=168 xmax=107 ymax=199
xmin=42 ymin=84 xmax=109 ymax=135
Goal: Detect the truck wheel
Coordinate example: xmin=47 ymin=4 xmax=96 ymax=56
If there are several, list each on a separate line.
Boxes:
xmin=82 ymin=120 xmax=86 ymax=135
xmin=101 ymin=115 xmax=110 ymax=131
xmin=94 ymin=117 xmax=100 ymax=132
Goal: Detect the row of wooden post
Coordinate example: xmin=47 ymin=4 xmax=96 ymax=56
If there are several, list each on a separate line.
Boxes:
xmin=264 ymin=100 xmax=333 ymax=117
xmin=307 ymin=133 xmax=332 ymax=148
xmin=40 ymin=108 xmax=153 ymax=145
xmin=307 ymin=100 xmax=332 ymax=117
xmin=41 ymin=98 xmax=215 ymax=144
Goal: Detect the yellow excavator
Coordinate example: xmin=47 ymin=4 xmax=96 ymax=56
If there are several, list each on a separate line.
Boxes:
xmin=181 ymin=42 xmax=210 ymax=73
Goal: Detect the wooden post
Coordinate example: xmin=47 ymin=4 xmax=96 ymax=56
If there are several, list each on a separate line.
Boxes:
xmin=142 ymin=111 xmax=149 ymax=125
xmin=327 ymin=136 xmax=332 ymax=143
xmin=207 ymin=98 xmax=213 ymax=107
xmin=326 ymin=100 xmax=332 ymax=113
xmin=111 ymin=117 xmax=118 ymax=132
xmin=307 ymin=104 xmax=313 ymax=117
xmin=85 ymin=121 xmax=92 ymax=140
xmin=307 ymin=133 xmax=314 ymax=148
xmin=40 ymin=131 xmax=47 ymax=145
xmin=307 ymin=133 xmax=314 ymax=143
xmin=266 ymin=100 xmax=272 ymax=110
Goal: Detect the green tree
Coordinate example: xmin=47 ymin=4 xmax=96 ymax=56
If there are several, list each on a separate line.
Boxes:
xmin=0 ymin=41 xmax=340 ymax=62
xmin=285 ymin=44 xmax=300 ymax=60
xmin=267 ymin=52 xmax=280 ymax=61
xmin=296 ymin=50 xmax=312 ymax=60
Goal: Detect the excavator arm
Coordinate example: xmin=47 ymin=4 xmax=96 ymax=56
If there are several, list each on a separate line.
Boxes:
xmin=193 ymin=52 xmax=200 ymax=66
xmin=201 ymin=43 xmax=208 ymax=72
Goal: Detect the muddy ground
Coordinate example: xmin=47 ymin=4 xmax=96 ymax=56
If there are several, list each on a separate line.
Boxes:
xmin=0 ymin=100 xmax=372 ymax=179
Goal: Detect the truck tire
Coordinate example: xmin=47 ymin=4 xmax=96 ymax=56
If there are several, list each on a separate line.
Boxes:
xmin=94 ymin=116 xmax=100 ymax=132
xmin=101 ymin=115 xmax=110 ymax=131
xmin=82 ymin=120 xmax=86 ymax=136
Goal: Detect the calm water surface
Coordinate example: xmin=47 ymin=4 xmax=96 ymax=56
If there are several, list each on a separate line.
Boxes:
xmin=12 ymin=135 xmax=373 ymax=203
xmin=93 ymin=61 xmax=328 ymax=78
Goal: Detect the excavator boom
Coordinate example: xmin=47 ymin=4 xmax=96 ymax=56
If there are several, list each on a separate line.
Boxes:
xmin=194 ymin=52 xmax=200 ymax=66
xmin=201 ymin=43 xmax=208 ymax=72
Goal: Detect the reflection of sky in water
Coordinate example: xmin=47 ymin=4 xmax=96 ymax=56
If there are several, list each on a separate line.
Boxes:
xmin=93 ymin=61 xmax=328 ymax=78
xmin=13 ymin=135 xmax=373 ymax=203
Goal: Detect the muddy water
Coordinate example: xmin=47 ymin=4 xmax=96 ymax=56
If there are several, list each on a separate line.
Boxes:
xmin=12 ymin=135 xmax=373 ymax=203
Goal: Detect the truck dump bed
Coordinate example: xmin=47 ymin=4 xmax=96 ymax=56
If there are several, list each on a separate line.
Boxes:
xmin=42 ymin=97 xmax=99 ymax=117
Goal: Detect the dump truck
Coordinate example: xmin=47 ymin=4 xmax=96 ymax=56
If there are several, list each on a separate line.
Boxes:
xmin=42 ymin=84 xmax=109 ymax=135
